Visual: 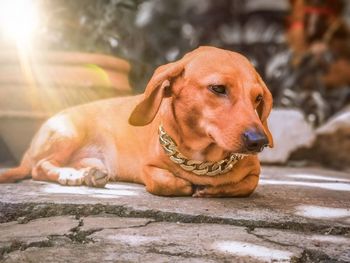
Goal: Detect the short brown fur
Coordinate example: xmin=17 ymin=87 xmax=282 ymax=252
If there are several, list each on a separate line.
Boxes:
xmin=0 ymin=47 xmax=273 ymax=197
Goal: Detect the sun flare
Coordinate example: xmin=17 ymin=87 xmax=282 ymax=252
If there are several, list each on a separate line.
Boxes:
xmin=0 ymin=0 xmax=39 ymax=47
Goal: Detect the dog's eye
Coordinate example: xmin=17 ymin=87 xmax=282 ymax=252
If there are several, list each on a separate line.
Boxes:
xmin=208 ymin=85 xmax=227 ymax=96
xmin=255 ymin=94 xmax=263 ymax=103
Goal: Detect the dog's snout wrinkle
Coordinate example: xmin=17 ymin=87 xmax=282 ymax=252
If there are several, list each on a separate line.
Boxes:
xmin=242 ymin=129 xmax=268 ymax=153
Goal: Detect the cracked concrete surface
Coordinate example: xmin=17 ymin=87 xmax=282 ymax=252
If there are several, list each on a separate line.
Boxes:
xmin=0 ymin=166 xmax=349 ymax=262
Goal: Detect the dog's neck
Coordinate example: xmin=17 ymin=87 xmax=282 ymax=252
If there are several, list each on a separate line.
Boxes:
xmin=159 ymin=100 xmax=224 ymax=162
xmin=156 ymin=106 xmax=247 ymax=176
xmin=158 ymin=124 xmax=245 ymax=176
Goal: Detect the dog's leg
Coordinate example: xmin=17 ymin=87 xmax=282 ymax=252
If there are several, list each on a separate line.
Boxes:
xmin=143 ymin=166 xmax=193 ymax=196
xmin=0 ymin=152 xmax=31 ymax=183
xmin=193 ymin=174 xmax=259 ymax=198
xmin=73 ymin=158 xmax=109 ymax=187
xmin=33 ymin=158 xmax=109 ymax=188
xmin=22 ymin=115 xmax=109 ymax=187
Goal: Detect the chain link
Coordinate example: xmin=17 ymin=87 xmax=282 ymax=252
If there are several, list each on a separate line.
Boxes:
xmin=159 ymin=125 xmax=245 ymax=177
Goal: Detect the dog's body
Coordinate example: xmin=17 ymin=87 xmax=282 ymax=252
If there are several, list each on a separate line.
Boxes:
xmin=0 ymin=47 xmax=273 ymax=197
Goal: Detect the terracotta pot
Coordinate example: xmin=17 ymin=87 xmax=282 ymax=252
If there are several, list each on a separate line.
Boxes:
xmin=0 ymin=50 xmax=132 ymax=161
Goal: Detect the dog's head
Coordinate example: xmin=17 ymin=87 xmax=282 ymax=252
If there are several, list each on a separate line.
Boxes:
xmin=129 ymin=46 xmax=273 ymax=155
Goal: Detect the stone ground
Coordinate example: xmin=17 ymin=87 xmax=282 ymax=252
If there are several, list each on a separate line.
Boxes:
xmin=0 ymin=166 xmax=349 ymax=263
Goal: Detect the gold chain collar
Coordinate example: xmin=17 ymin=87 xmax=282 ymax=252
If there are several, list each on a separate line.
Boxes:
xmin=158 ymin=125 xmax=246 ymax=176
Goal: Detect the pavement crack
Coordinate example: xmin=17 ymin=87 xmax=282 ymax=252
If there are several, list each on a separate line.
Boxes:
xmin=0 ymin=237 xmax=54 ymax=260
xmin=66 ymin=218 xmax=101 ymax=244
xmin=291 ymin=248 xmax=345 ymax=263
xmin=118 ymin=219 xmax=154 ymax=229
xmin=1 ymin=202 xmax=350 ymax=236
xmin=146 ymin=247 xmax=202 ymax=259
xmin=62 ymin=217 xmax=154 ymax=244
xmin=246 ymin=227 xmax=298 ymax=248
xmin=0 ymin=217 xmax=81 ymax=260
xmin=245 ymin=228 xmax=346 ymax=263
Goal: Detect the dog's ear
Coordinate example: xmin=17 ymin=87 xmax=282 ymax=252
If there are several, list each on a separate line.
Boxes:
xmin=129 ymin=60 xmax=186 ymax=126
xmin=256 ymin=77 xmax=274 ymax=148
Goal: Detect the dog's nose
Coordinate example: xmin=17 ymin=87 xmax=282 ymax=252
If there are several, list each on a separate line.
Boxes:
xmin=243 ymin=129 xmax=268 ymax=152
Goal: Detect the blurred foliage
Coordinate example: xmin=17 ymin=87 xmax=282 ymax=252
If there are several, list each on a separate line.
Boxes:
xmin=39 ymin=0 xmax=141 ymax=55
xmin=37 ymin=0 xmax=288 ymax=91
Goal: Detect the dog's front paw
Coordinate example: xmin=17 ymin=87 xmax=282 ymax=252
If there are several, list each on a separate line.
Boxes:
xmin=57 ymin=168 xmax=85 ymax=186
xmin=83 ymin=167 xmax=109 ymax=188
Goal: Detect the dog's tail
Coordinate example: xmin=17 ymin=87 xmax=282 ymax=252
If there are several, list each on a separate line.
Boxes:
xmin=0 ymin=151 xmax=32 ymax=183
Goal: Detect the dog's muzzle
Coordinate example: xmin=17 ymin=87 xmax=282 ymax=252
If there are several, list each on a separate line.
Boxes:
xmin=159 ymin=125 xmax=246 ymax=176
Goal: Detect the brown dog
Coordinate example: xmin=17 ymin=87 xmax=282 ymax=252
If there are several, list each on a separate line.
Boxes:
xmin=0 ymin=46 xmax=273 ymax=197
